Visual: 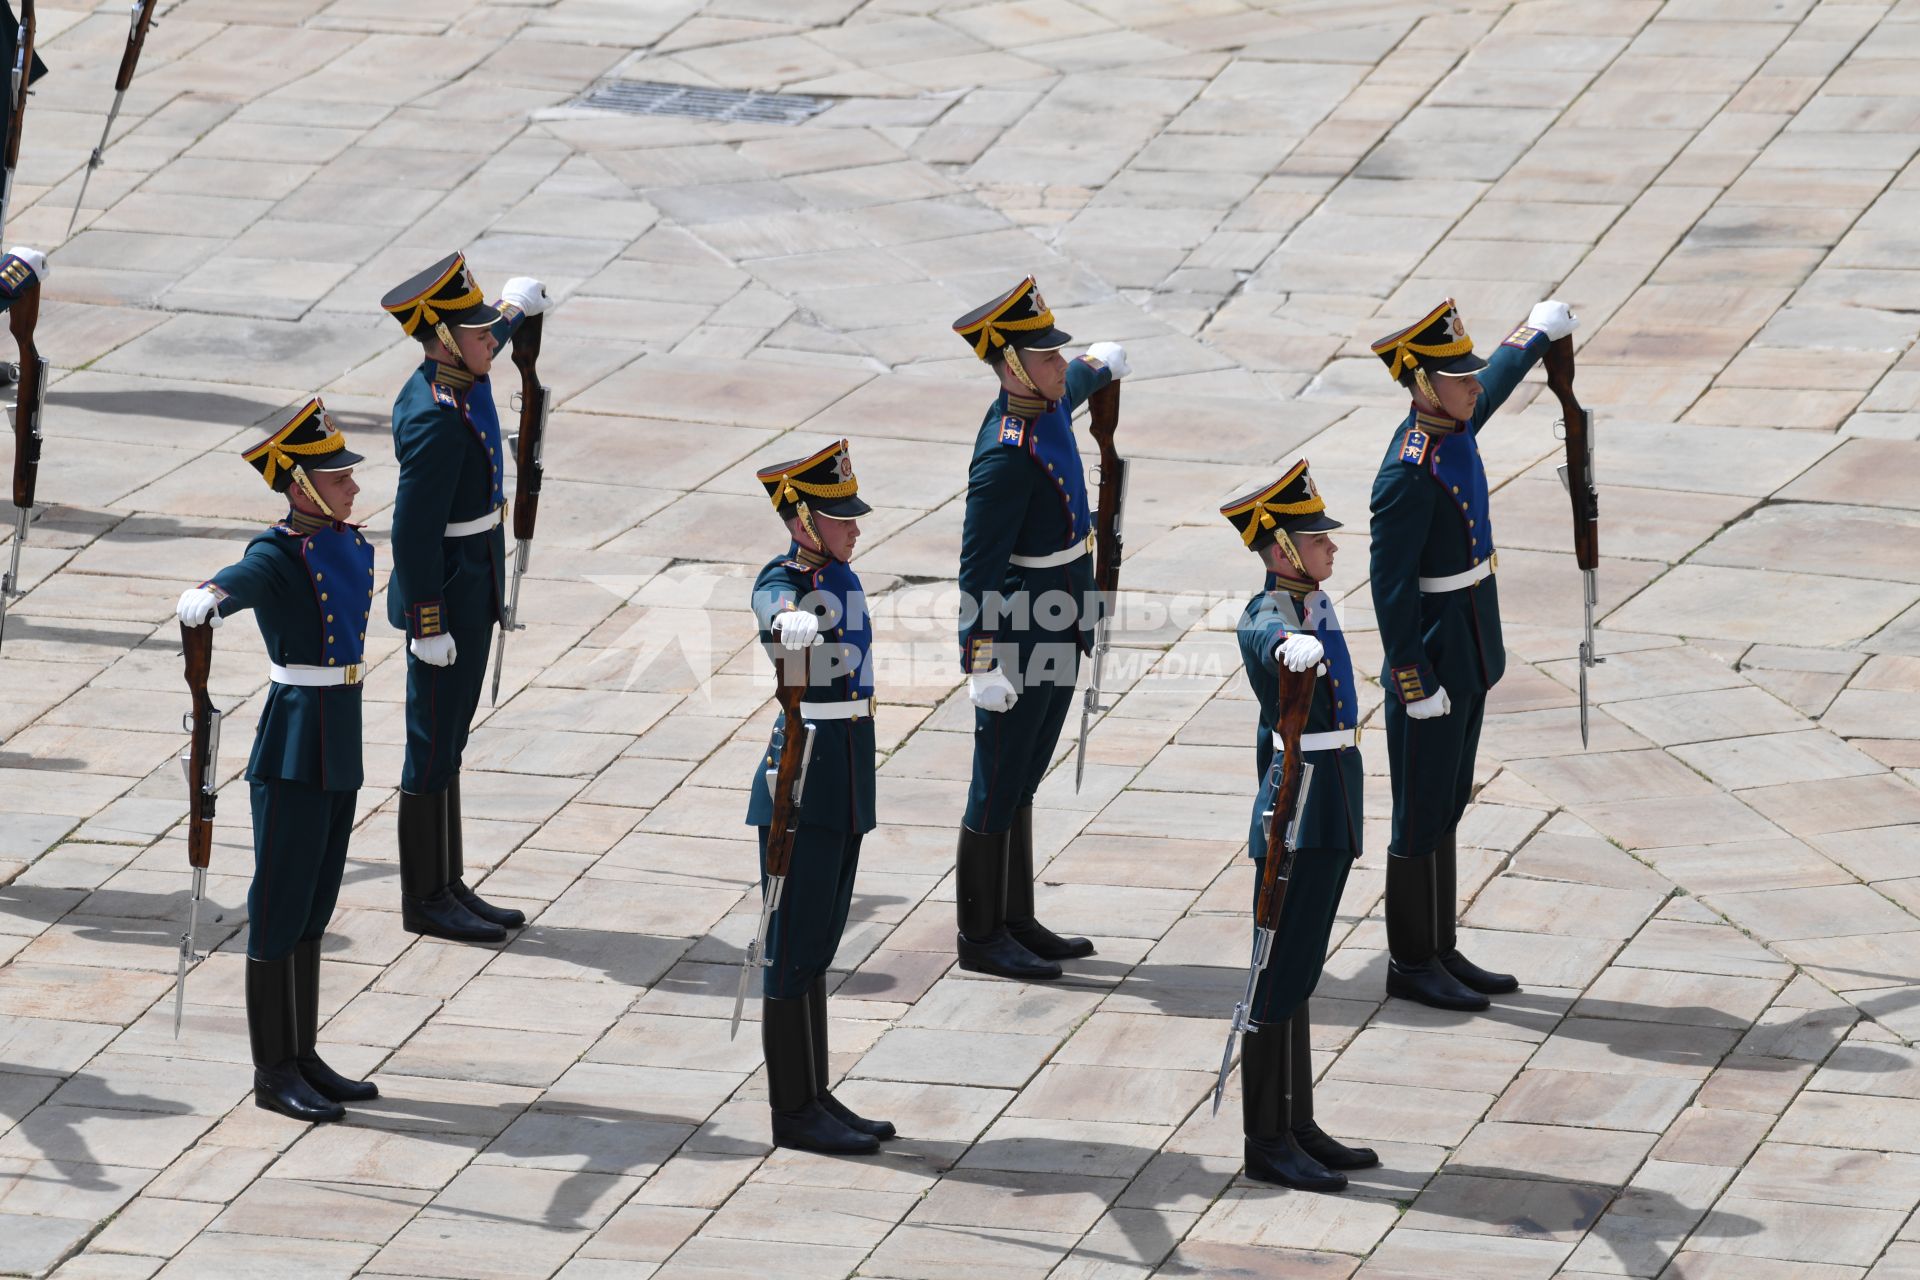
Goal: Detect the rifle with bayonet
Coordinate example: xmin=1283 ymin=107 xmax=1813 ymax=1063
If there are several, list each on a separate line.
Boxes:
xmin=175 ymin=619 xmax=221 ymax=1038
xmin=1073 ymin=380 xmax=1124 ymax=791
xmin=0 ymin=0 xmax=36 ymax=242
xmin=489 ymin=311 xmax=548 ymax=706
xmin=68 ymin=0 xmax=157 ymax=236
xmin=0 ymin=263 xmax=45 ymax=651
xmin=1211 ymin=662 xmax=1316 ymax=1115
xmin=1543 ymin=336 xmax=1601 ymax=748
xmin=730 ymin=648 xmax=816 ymax=1040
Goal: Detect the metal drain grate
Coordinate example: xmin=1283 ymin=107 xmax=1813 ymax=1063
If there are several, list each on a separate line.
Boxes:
xmin=573 ymin=79 xmax=830 ymax=125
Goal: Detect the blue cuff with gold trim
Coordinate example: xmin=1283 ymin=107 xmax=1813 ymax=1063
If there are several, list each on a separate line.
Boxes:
xmin=411 ymin=600 xmax=445 ymax=639
xmin=965 ymin=635 xmax=995 ymax=675
xmin=1391 ymin=662 xmax=1437 ymax=705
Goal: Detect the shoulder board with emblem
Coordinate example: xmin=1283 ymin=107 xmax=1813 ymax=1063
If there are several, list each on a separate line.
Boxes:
xmin=1503 ymin=324 xmax=1540 ymax=349
xmin=997 ymin=417 xmax=1026 ymax=447
xmin=431 ymin=382 xmax=460 ymax=409
xmin=1399 ymin=427 xmax=1431 ymax=466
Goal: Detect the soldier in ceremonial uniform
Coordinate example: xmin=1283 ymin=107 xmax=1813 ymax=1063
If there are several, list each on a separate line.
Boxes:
xmin=379 ymin=253 xmax=552 ymax=944
xmin=950 ymin=277 xmax=1130 ymax=981
xmin=174 ymin=401 xmax=379 ymax=1124
xmin=1222 ymin=462 xmax=1375 ymax=1192
xmin=748 ymin=441 xmax=893 ymax=1155
xmin=1368 ymin=297 xmax=1576 ymax=1011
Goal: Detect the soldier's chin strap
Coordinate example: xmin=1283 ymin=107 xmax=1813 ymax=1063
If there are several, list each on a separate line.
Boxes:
xmin=1412 ymin=365 xmax=1439 ymax=409
xmin=289 ymin=465 xmax=335 ymax=521
xmin=795 ymin=500 xmax=822 ymax=553
xmin=1003 ymin=346 xmax=1042 ymax=397
xmin=1274 ymin=529 xmax=1306 ymax=578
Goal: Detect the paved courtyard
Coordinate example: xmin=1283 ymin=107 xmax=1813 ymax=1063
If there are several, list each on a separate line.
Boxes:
xmin=4 ymin=0 xmax=1920 ymax=1275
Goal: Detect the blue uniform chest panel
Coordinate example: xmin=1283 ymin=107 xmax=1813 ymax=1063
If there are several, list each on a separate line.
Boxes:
xmin=464 ymin=379 xmax=508 ymax=509
xmin=1429 ymin=432 xmax=1493 ymax=559
xmin=293 ymin=526 xmax=376 ymax=667
xmin=1302 ymin=589 xmax=1358 ymax=732
xmin=1010 ymin=404 xmax=1091 ymax=546
xmin=817 ymin=560 xmax=875 ymax=697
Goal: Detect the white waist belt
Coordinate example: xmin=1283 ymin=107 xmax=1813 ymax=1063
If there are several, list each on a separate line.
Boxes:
xmin=1010 ymin=534 xmax=1092 ymax=569
xmin=270 ymin=662 xmax=362 ymax=687
xmin=445 ymin=506 xmax=503 ymax=538
xmin=1418 ymin=557 xmax=1495 ymax=594
xmin=799 ymin=697 xmax=873 ymax=720
xmin=1274 ymin=727 xmax=1360 ymax=752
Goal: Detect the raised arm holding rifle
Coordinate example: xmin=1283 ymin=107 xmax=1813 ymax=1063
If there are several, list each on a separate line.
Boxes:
xmin=1215 ymin=462 xmax=1373 ymax=1194
xmin=1073 ymin=379 xmax=1123 ymax=790
xmin=0 ymin=244 xmax=48 ymax=652
xmin=489 ymin=308 xmax=549 ymax=706
xmin=173 ymin=400 xmax=377 ymax=1124
xmin=1545 ymin=335 xmax=1602 ymax=746
xmin=743 ymin=441 xmax=891 ymax=1156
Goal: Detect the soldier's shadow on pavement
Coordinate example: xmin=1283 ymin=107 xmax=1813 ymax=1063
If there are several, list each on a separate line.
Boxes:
xmin=49 ymin=386 xmax=285 ymax=431
xmin=1429 ymin=1164 xmax=1762 ymax=1274
xmin=0 ymin=1063 xmax=194 ymax=1193
xmin=350 ymin=1092 xmax=722 ymax=1231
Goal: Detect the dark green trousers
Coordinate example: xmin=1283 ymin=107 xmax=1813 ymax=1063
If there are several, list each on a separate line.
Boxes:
xmin=1250 ymin=847 xmax=1355 ymax=1025
xmin=247 ymin=779 xmax=354 ymax=962
xmin=1383 ymin=686 xmax=1487 ymax=859
xmin=757 ymin=826 xmax=862 ymax=999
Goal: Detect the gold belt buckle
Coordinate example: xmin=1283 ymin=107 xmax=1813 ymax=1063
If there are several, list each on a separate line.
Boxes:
xmin=344 ymin=664 xmax=362 ymax=686
xmin=1489 ymin=551 xmax=1498 ymax=574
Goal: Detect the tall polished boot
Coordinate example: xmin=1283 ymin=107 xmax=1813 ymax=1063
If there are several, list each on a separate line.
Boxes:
xmin=1384 ymin=853 xmax=1486 ymax=1011
xmin=1242 ymin=1020 xmax=1343 ymax=1191
xmin=954 ymin=825 xmax=1060 ymax=980
xmin=399 ymin=789 xmax=504 ymax=944
xmin=292 ymin=938 xmax=377 ymax=1104
xmin=247 ymin=956 xmax=343 ymax=1124
xmin=809 ymin=977 xmax=894 ymax=1140
xmin=1004 ymin=804 xmax=1093 ymax=961
xmin=1288 ymin=1002 xmax=1376 ymax=1170
xmin=445 ymin=775 xmax=526 ymax=930
xmin=1435 ymin=830 xmax=1518 ymax=995
xmin=763 ymin=995 xmax=877 ymax=1155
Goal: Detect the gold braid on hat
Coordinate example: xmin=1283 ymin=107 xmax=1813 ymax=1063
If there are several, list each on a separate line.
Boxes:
xmin=393 ymin=265 xmax=486 ymax=371
xmin=1228 ymin=492 xmax=1325 ymax=548
xmin=245 ymin=431 xmax=343 ymax=492
xmin=958 ymin=288 xmax=1059 ymax=361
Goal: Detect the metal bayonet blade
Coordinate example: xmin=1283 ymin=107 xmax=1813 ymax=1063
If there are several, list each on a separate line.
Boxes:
xmin=1210 ymin=1015 xmax=1239 ymax=1117
xmin=728 ymin=942 xmax=754 ymax=1041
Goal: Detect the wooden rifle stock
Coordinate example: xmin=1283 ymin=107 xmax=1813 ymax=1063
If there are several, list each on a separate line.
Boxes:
xmin=115 ymin=0 xmax=154 ymax=92
xmin=180 ymin=621 xmax=216 ymax=871
xmin=1543 ymin=336 xmax=1597 ymax=573
xmin=508 ymin=313 xmax=545 ymax=542
xmin=8 ymin=282 xmax=38 ymax=509
xmin=761 ymin=651 xmax=811 ymax=880
xmin=1086 ymin=381 xmax=1123 ymax=599
xmin=1252 ymin=664 xmax=1316 ymax=928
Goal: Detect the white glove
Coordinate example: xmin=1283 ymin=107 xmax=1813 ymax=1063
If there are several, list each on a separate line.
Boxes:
xmin=968 ymin=666 xmax=1019 ymax=713
xmin=176 ymin=587 xmax=223 ymax=628
xmin=500 ymin=277 xmax=551 ymax=317
xmin=7 ymin=246 xmax=47 ymax=283
xmin=1406 ymin=686 xmax=1452 ymax=719
xmin=1084 ymin=341 xmax=1130 ymax=381
xmin=773 ymin=610 xmax=821 ymax=650
xmin=410 ymin=633 xmax=458 ymax=667
xmin=1526 ymin=300 xmax=1577 ymax=342
xmin=1276 ymin=633 xmax=1324 ymax=673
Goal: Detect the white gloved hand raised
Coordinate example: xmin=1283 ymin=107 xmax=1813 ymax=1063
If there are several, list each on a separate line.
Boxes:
xmin=6 ymin=246 xmax=47 ymax=283
xmin=500 ymin=277 xmax=551 ymax=317
xmin=773 ymin=610 xmax=821 ymax=650
xmin=176 ymin=587 xmax=223 ymax=628
xmin=1406 ymin=686 xmax=1452 ymax=719
xmin=1276 ymin=633 xmax=1324 ymax=673
xmin=968 ymin=665 xmax=1019 ymax=713
xmin=1084 ymin=341 xmax=1130 ymax=381
xmin=1526 ymin=299 xmax=1577 ymax=342
xmin=410 ymin=633 xmax=458 ymax=667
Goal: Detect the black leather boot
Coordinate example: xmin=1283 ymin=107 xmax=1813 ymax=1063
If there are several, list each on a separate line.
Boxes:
xmin=1384 ymin=852 xmax=1487 ymax=1012
xmin=292 ymin=938 xmax=377 ymax=1104
xmin=1288 ymin=1002 xmax=1376 ymax=1170
xmin=445 ymin=774 xmax=526 ymax=930
xmin=954 ymin=825 xmax=1060 ymax=980
xmin=763 ymin=995 xmax=877 ymax=1155
xmin=248 ymin=956 xmax=343 ymax=1124
xmin=1242 ymin=1020 xmax=1343 ymax=1192
xmin=1436 ymin=830 xmax=1518 ymax=995
xmin=399 ymin=789 xmax=505 ymax=944
xmin=810 ymin=977 xmax=894 ymax=1140
xmin=1004 ymin=804 xmax=1094 ymax=961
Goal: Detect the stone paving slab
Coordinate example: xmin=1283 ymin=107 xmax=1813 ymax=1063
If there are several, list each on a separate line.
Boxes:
xmin=2 ymin=0 xmax=1920 ymax=1277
